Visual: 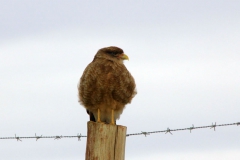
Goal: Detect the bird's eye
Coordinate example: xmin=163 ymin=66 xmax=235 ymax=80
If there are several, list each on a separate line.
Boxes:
xmin=107 ymin=51 xmax=118 ymax=56
xmin=111 ymin=52 xmax=118 ymax=56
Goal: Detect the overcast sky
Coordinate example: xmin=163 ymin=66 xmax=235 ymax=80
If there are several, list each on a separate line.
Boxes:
xmin=1 ymin=0 xmax=240 ymax=159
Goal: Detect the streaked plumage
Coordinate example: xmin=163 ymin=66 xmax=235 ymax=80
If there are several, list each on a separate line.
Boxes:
xmin=78 ymin=46 xmax=137 ymax=124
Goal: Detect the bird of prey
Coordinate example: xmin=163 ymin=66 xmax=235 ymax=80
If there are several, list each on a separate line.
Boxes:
xmin=78 ymin=46 xmax=137 ymax=124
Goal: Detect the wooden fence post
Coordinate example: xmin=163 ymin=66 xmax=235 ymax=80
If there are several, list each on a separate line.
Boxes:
xmin=85 ymin=121 xmax=127 ymax=160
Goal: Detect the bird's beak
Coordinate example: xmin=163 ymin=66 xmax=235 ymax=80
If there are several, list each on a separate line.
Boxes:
xmin=121 ymin=53 xmax=129 ymax=60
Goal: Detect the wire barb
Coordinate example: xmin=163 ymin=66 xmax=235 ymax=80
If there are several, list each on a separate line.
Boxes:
xmin=237 ymin=122 xmax=240 ymax=126
xmin=77 ymin=133 xmax=82 ymax=141
xmin=210 ymin=122 xmax=217 ymax=131
xmin=165 ymin=128 xmax=172 ymax=135
xmin=54 ymin=135 xmax=62 ymax=140
xmin=35 ymin=133 xmax=42 ymax=141
xmin=141 ymin=131 xmax=150 ymax=137
xmin=15 ymin=134 xmax=22 ymax=142
xmin=189 ymin=124 xmax=195 ymax=133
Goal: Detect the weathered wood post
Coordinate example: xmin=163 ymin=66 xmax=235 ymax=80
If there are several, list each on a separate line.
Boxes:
xmin=85 ymin=121 xmax=127 ymax=160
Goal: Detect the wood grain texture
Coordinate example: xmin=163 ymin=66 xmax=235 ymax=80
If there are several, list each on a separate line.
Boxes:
xmin=85 ymin=121 xmax=127 ymax=160
xmin=114 ymin=125 xmax=127 ymax=160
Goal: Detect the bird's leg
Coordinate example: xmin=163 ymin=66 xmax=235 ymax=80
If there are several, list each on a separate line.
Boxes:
xmin=111 ymin=109 xmax=115 ymax=125
xmin=97 ymin=108 xmax=101 ymax=123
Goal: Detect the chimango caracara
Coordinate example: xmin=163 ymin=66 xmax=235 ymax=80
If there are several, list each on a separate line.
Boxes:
xmin=78 ymin=46 xmax=137 ymax=124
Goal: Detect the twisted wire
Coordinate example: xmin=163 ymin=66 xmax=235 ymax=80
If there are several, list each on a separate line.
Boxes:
xmin=0 ymin=122 xmax=239 ymax=141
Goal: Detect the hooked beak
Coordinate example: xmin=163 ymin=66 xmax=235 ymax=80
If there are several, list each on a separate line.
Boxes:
xmin=120 ymin=53 xmax=129 ymax=60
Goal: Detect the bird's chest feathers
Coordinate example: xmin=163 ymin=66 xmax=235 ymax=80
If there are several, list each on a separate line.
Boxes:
xmin=106 ymin=72 xmax=112 ymax=80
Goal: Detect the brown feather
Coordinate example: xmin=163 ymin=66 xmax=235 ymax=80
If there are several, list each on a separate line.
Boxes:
xmin=78 ymin=46 xmax=137 ymax=123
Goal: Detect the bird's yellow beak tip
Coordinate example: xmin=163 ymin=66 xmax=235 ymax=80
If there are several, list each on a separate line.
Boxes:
xmin=122 ymin=53 xmax=129 ymax=61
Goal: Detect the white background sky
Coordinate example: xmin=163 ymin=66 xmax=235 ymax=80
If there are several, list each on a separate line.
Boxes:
xmin=0 ymin=0 xmax=240 ymax=159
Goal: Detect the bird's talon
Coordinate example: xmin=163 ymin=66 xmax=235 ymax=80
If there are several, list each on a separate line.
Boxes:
xmin=97 ymin=120 xmax=104 ymax=124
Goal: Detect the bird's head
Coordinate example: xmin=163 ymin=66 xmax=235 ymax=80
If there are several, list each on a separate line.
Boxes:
xmin=96 ymin=46 xmax=129 ymax=63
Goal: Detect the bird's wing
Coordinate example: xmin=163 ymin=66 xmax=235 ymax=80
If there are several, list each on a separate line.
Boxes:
xmin=111 ymin=64 xmax=137 ymax=105
xmin=78 ymin=61 xmax=102 ymax=107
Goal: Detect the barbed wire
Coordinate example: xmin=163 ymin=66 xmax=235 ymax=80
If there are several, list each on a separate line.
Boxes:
xmin=0 ymin=122 xmax=239 ymax=141
xmin=127 ymin=122 xmax=240 ymax=137
xmin=0 ymin=133 xmax=86 ymax=141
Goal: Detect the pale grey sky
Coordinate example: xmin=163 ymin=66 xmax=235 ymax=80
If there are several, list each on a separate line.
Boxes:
xmin=1 ymin=0 xmax=240 ymax=159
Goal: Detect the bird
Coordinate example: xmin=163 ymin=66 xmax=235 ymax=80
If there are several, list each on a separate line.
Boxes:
xmin=78 ymin=46 xmax=137 ymax=125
